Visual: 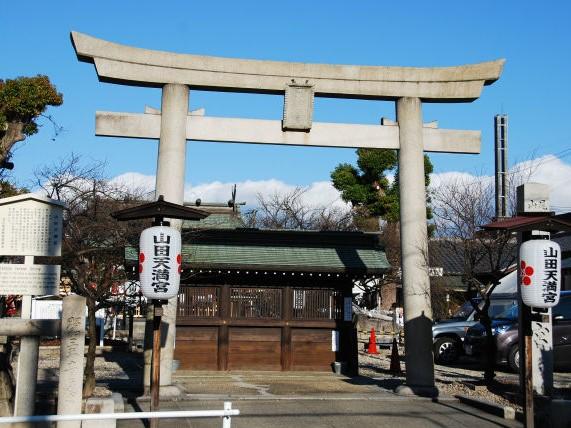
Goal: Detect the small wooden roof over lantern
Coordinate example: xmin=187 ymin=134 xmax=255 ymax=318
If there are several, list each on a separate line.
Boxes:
xmin=482 ymin=212 xmax=571 ymax=233
xmin=111 ymin=195 xmax=209 ymax=224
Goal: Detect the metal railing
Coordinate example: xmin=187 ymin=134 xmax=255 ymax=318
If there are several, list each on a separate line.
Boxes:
xmin=0 ymin=402 xmax=239 ymax=428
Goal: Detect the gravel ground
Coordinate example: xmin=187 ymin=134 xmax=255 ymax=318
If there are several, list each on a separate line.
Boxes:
xmin=359 ymin=344 xmax=571 ymax=412
xmin=36 ymin=345 xmax=144 ymax=397
xmin=34 ymin=342 xmax=571 ymax=411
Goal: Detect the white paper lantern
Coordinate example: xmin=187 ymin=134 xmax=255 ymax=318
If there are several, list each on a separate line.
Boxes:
xmin=139 ymin=226 xmax=182 ymax=300
xmin=519 ymin=239 xmax=561 ymax=308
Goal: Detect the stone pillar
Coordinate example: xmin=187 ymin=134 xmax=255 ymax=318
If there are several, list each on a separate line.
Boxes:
xmin=155 ymin=83 xmax=189 ymax=205
xmin=394 ymin=97 xmax=436 ymax=396
xmin=57 ymin=295 xmax=86 ymax=428
xmin=14 ymin=295 xmax=39 ymax=425
xmin=143 ymin=83 xmax=189 ymax=388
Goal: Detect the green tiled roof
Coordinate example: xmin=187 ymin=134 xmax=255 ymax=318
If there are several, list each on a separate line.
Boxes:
xmin=181 ymin=244 xmax=388 ymax=273
xmin=126 ymin=228 xmax=389 ymax=274
xmin=182 ymin=213 xmax=245 ymax=229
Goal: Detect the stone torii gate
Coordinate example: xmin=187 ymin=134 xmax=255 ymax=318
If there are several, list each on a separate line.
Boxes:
xmin=71 ymin=31 xmax=503 ymax=396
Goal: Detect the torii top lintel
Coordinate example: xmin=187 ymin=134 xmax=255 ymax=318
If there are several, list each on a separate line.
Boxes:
xmin=71 ymin=32 xmax=504 ymax=102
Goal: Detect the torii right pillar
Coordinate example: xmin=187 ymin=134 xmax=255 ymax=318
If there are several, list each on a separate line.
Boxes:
xmin=396 ymin=97 xmax=435 ymax=396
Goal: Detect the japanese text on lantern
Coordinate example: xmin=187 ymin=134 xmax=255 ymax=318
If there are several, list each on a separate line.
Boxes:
xmin=543 ymin=246 xmax=558 ymax=304
xmin=152 ymin=232 xmax=170 ymax=293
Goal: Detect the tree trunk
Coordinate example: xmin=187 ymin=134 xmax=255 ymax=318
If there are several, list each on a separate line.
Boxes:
xmin=482 ymin=314 xmax=497 ymax=383
xmin=0 ymin=298 xmax=15 ymax=414
xmin=0 ymin=122 xmax=25 ymax=164
xmin=0 ymin=338 xmax=14 ymax=415
xmin=83 ymin=297 xmax=97 ymax=397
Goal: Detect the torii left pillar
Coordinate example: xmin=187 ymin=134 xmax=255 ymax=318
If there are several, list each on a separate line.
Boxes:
xmin=143 ymin=84 xmax=189 ymax=389
xmin=395 ymin=97 xmax=435 ymax=396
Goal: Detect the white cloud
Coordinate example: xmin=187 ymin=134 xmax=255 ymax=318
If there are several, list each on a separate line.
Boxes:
xmin=110 ymin=173 xmax=349 ymax=210
xmin=110 ymin=155 xmax=571 ymax=215
xmin=430 ymin=155 xmax=571 ymax=213
xmin=189 ymin=179 xmax=349 ymax=210
xmin=110 ymin=172 xmax=156 ymax=195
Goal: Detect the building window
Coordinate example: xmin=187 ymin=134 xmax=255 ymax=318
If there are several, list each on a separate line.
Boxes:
xmin=292 ymin=288 xmax=342 ymax=320
xmin=230 ymin=288 xmax=282 ymax=319
xmin=177 ymin=287 xmax=219 ymax=318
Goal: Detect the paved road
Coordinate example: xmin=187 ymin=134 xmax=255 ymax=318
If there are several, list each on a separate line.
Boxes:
xmin=120 ymin=398 xmax=521 ymax=428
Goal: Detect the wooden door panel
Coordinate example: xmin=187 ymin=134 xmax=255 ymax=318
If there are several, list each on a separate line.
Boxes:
xmin=291 ymin=328 xmax=335 ymax=371
xmin=175 ymin=326 xmax=218 ymax=370
xmin=228 ymin=327 xmax=281 ymax=370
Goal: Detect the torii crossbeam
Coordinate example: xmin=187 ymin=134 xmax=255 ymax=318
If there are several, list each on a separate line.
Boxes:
xmin=72 ymin=31 xmax=504 ymax=396
xmin=96 ymin=109 xmax=481 ymax=154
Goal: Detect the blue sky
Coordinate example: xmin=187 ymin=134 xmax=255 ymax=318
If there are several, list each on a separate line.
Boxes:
xmin=2 ymin=1 xmax=571 ymax=206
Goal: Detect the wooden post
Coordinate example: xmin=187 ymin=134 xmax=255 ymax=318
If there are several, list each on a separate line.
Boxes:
xmin=518 ymin=230 xmax=534 ymax=428
xmin=218 ymin=286 xmax=230 ymax=371
xmin=524 ymin=332 xmax=534 ymax=427
xmin=128 ymin=310 xmax=134 ymax=352
xmin=150 ymin=301 xmax=163 ymax=428
xmin=281 ymin=287 xmax=292 ymax=371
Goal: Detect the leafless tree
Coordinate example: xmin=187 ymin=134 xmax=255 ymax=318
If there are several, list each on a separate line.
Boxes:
xmin=244 ymin=187 xmax=355 ymax=231
xmin=362 ymin=221 xmax=400 ymax=309
xmin=431 ymin=177 xmax=517 ymax=280
xmin=35 ymin=154 xmax=146 ymax=397
xmin=430 ymin=173 xmax=533 ymax=381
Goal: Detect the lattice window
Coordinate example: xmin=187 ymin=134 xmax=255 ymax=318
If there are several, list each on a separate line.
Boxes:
xmin=292 ymin=288 xmax=342 ymax=320
xmin=177 ymin=287 xmax=219 ymax=318
xmin=230 ymin=288 xmax=282 ymax=319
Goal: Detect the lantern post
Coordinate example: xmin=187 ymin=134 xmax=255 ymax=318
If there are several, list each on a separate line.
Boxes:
xmin=150 ymin=299 xmax=164 ymax=424
xmin=516 ymin=185 xmax=553 ymax=428
xmin=111 ymin=196 xmax=208 ymax=426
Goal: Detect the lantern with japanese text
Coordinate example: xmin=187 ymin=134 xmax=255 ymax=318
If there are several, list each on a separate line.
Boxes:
xmin=519 ymin=239 xmax=561 ymax=308
xmin=139 ymin=226 xmax=182 ymax=300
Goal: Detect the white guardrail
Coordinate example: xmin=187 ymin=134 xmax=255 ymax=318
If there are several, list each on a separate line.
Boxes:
xmin=0 ymin=402 xmax=240 ymax=428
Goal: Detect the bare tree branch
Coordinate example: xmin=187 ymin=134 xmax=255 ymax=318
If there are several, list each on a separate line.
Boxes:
xmin=34 ymin=154 xmax=146 ymax=397
xmin=245 ymin=187 xmax=355 ymax=231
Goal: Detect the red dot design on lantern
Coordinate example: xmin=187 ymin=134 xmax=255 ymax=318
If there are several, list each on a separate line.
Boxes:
xmin=521 ymin=260 xmax=534 ymax=286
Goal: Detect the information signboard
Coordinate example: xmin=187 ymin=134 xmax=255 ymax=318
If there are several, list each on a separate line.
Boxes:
xmin=0 ymin=194 xmax=65 ymax=296
xmin=0 ymin=264 xmax=60 ymax=295
xmin=0 ymin=194 xmax=64 ymax=257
